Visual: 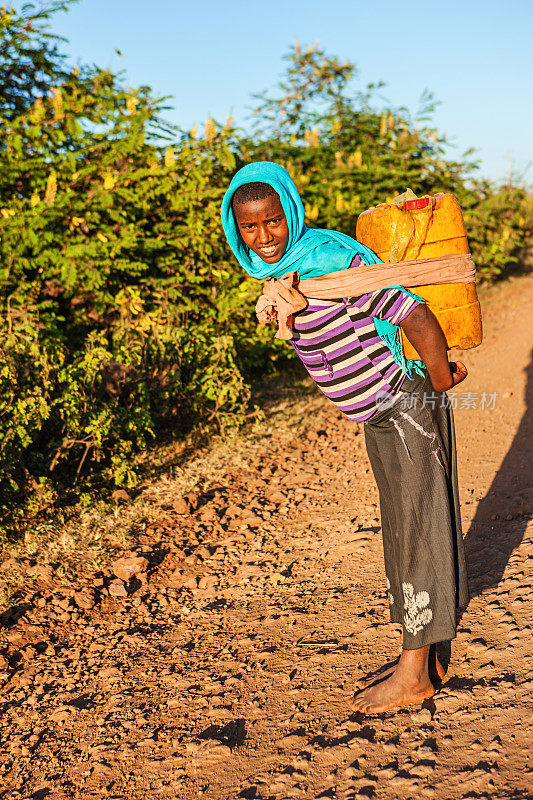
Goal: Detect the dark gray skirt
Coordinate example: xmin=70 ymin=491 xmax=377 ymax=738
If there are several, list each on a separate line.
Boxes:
xmin=364 ymin=371 xmax=470 ymax=649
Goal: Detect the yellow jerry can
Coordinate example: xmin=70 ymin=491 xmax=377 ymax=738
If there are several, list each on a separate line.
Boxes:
xmin=356 ymin=192 xmax=483 ymax=361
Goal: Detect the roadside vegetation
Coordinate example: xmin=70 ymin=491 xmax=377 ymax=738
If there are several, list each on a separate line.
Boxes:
xmin=1 ymin=1 xmax=531 ymax=534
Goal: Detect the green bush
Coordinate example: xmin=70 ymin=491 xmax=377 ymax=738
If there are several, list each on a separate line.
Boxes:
xmin=462 ymin=184 xmax=532 ymax=282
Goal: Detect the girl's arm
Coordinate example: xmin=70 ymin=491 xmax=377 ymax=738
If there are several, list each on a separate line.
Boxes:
xmin=399 ymin=304 xmax=468 ymax=392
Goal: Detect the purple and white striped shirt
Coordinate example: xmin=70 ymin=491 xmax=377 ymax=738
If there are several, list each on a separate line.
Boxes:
xmin=291 ymin=286 xmax=422 ymax=422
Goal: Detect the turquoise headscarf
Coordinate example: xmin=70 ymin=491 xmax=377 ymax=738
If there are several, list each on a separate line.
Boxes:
xmin=221 ymin=160 xmax=425 ymax=379
xmin=220 ymin=161 xmax=380 ymax=280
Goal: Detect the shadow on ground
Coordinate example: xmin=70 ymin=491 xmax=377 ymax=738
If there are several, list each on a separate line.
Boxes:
xmin=463 ymin=348 xmax=533 ymax=599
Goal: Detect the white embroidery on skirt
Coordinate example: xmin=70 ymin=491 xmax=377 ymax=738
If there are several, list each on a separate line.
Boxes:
xmin=386 ymin=577 xmax=394 ymax=606
xmin=391 ymin=418 xmax=413 ymax=462
xmin=398 ymin=411 xmax=445 ymax=468
xmin=402 ymin=582 xmax=433 ymax=636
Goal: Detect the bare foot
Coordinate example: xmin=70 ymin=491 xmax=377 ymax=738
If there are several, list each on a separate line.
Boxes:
xmin=350 ymin=669 xmax=435 ymax=715
xmin=354 ymin=649 xmax=445 ymax=692
xmin=351 ymin=646 xmax=435 ymax=715
xmin=353 ymin=659 xmax=399 ymax=692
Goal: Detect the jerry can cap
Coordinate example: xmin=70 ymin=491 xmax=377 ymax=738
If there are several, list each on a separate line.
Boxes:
xmin=403 ymin=197 xmax=430 ymax=210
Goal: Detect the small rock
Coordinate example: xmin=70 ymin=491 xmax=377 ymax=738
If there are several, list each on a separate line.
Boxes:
xmin=91 ymin=763 xmax=114 ymax=779
xmin=266 ymin=489 xmax=287 ymax=505
xmin=411 ymin=760 xmax=435 ymax=777
xmin=193 ymin=739 xmax=231 ymax=760
xmin=108 ymin=580 xmax=128 ymax=598
xmin=21 ymin=645 xmax=37 ymax=662
xmin=376 ymin=766 xmax=396 ymax=779
xmin=53 ymin=594 xmax=71 ymax=611
xmin=99 ymin=667 xmax=122 ymax=680
xmin=50 ymin=707 xmax=72 ymax=723
xmin=136 ymin=736 xmax=156 ymax=746
xmin=198 ymin=575 xmax=217 ymax=590
xmin=344 ymin=766 xmax=359 ymax=777
xmin=389 ymin=775 xmax=417 ymax=788
xmin=173 ymin=497 xmax=191 ymax=515
xmin=224 ymin=503 xmax=243 ymax=519
xmin=240 ymin=513 xmax=263 ymax=526
xmin=410 ymin=708 xmax=432 ymax=724
xmin=74 ymin=590 xmax=95 ymax=610
xmin=276 ymin=734 xmax=306 ymax=748
xmin=468 ymin=637 xmax=488 ymax=653
xmin=382 ymin=742 xmax=399 ymax=753
xmin=204 ymin=743 xmax=231 ymax=758
xmin=31 ymin=565 xmax=56 ymax=586
xmin=111 ymin=556 xmax=148 ymax=583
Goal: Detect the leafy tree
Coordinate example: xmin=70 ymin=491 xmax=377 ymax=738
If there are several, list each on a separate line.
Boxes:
xmin=247 ymin=45 xmax=469 ymax=224
xmin=0 ymin=0 xmax=71 ymax=119
xmin=246 ymin=43 xmax=530 ymax=276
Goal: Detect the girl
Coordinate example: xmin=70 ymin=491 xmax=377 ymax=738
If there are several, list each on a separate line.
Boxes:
xmin=221 ymin=161 xmax=469 ymax=715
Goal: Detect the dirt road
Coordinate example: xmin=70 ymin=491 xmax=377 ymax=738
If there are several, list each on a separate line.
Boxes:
xmin=1 ymin=272 xmax=532 ymax=800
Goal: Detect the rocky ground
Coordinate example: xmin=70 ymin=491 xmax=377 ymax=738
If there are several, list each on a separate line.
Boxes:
xmin=1 ymin=271 xmax=532 ymax=800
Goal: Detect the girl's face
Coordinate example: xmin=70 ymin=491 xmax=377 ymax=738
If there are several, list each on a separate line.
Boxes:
xmin=232 ymin=194 xmax=289 ymax=264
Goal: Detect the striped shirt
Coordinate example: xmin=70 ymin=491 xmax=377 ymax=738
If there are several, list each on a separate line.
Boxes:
xmin=291 ymin=286 xmax=422 ymax=422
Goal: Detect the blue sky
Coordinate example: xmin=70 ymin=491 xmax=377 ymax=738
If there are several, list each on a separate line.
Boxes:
xmin=16 ymin=0 xmax=533 ymax=184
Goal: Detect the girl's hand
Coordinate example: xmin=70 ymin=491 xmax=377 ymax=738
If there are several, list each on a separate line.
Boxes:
xmin=449 ymin=361 xmax=468 ymax=387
